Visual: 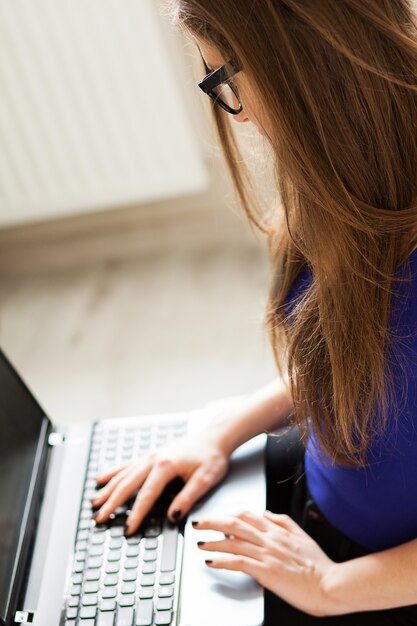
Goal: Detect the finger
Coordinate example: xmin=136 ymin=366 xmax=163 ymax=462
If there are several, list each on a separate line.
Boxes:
xmin=198 ymin=537 xmax=264 ymax=561
xmin=94 ymin=463 xmax=149 ymax=523
xmin=234 ymin=510 xmax=270 ymax=532
xmin=167 ymin=465 xmax=218 ymax=522
xmin=192 ymin=516 xmax=264 ymax=546
xmin=204 ymin=553 xmax=266 ymax=584
xmin=91 ymin=466 xmax=132 ymax=508
xmin=263 ymin=511 xmax=303 ymax=534
xmin=125 ymin=464 xmax=177 ymax=536
xmin=95 ymin=462 xmax=130 ymax=485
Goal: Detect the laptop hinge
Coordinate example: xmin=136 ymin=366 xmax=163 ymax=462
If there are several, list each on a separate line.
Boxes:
xmin=14 ymin=610 xmax=35 ymax=624
xmin=47 ymin=432 xmax=65 ymax=447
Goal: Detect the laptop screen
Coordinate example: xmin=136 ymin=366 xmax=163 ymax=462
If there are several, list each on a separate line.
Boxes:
xmin=0 ymin=350 xmax=51 ymax=621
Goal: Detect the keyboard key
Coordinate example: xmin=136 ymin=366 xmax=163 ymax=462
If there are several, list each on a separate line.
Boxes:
xmin=124 ymin=558 xmax=138 ymax=569
xmin=106 ymin=562 xmax=120 ymax=574
xmin=141 ymin=562 xmax=156 ymax=574
xmin=79 ymin=605 xmax=97 ymax=619
xmin=144 ymin=526 xmax=160 ymax=538
xmin=140 ymin=574 xmax=155 ymax=587
xmin=160 ymin=523 xmax=178 ymax=572
xmin=89 ymin=545 xmax=104 ymax=557
xmin=135 ymin=599 xmax=153 ymax=626
xmin=119 ymin=594 xmax=135 ymax=607
xmin=155 ymin=598 xmax=173 ymax=611
xmin=87 ymin=556 xmax=103 ymax=569
xmin=76 ymin=540 xmax=88 ymax=552
xmin=67 ymin=597 xmax=79 ymax=608
xmin=109 ymin=537 xmax=123 ymax=549
xmin=70 ymin=584 xmax=81 ymax=596
xmin=75 ymin=551 xmax=86 ymax=562
xmin=84 ymin=580 xmax=99 ymax=594
xmin=85 ymin=569 xmax=101 ymax=581
xmin=97 ymin=611 xmax=115 ymax=626
xmin=78 ymin=519 xmax=91 ymax=530
xmin=139 ymin=587 xmax=154 ymax=599
xmin=101 ymin=587 xmax=117 ymax=599
xmin=91 ymin=534 xmax=106 ymax=545
xmin=122 ymin=570 xmax=137 ymax=582
xmin=126 ymin=545 xmax=139 ymax=557
xmin=154 ymin=611 xmax=172 ymax=625
xmin=144 ymin=538 xmax=158 ymax=549
xmin=72 ymin=573 xmax=83 ymax=585
xmin=158 ymin=572 xmax=174 ymax=585
xmin=66 ymin=607 xmax=78 ymax=620
xmin=107 ymin=550 xmax=122 ymax=562
xmin=110 ymin=527 xmax=124 ymax=537
xmin=143 ymin=551 xmax=157 ymax=562
xmin=100 ymin=599 xmax=116 ymax=611
xmin=121 ymin=581 xmax=136 ymax=594
xmin=158 ymin=586 xmax=174 ymax=598
xmin=103 ymin=574 xmax=119 ymax=586
xmin=126 ymin=536 xmax=140 ymax=546
xmin=82 ymin=593 xmax=98 ymax=606
xmin=116 ymin=606 xmax=134 ymax=626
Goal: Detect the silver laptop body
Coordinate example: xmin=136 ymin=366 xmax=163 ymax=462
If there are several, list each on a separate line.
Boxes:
xmin=1 ymin=350 xmax=266 ymax=626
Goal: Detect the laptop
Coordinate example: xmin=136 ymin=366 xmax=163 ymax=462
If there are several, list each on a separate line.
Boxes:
xmin=0 ymin=347 xmax=266 ymax=626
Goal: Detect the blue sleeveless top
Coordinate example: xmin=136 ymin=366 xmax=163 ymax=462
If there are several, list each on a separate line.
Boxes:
xmin=285 ymin=248 xmax=417 ymax=551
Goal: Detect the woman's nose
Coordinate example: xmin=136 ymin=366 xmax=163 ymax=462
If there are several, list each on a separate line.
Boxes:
xmin=233 ymin=109 xmax=250 ymax=123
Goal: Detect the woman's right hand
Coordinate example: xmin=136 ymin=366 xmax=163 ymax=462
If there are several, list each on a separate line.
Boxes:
xmin=91 ymin=428 xmax=231 ymax=536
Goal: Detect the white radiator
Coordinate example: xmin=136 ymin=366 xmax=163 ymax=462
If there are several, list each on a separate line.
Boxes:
xmin=0 ymin=0 xmax=209 ymax=226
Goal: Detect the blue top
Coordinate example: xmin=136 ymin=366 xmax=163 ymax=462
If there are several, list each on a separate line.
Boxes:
xmin=284 ymin=248 xmax=417 ymax=551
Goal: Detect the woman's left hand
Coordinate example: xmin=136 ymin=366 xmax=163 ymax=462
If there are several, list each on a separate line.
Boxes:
xmin=193 ymin=509 xmax=338 ymax=617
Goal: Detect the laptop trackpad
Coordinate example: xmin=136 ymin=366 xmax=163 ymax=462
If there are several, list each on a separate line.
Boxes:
xmin=178 ymin=432 xmax=266 ymax=626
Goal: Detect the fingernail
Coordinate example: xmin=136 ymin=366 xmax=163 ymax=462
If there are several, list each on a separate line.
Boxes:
xmin=171 ymin=509 xmax=181 ymax=521
xmin=92 ymin=511 xmax=100 ymax=520
xmin=205 ymin=560 xmax=213 ymax=564
xmin=191 ymin=519 xmax=199 ymax=527
xmin=197 ymin=541 xmax=205 ymax=546
xmin=224 ymin=534 xmax=232 ymax=538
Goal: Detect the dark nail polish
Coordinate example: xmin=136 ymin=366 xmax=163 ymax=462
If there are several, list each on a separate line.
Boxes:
xmin=191 ymin=520 xmax=199 ymax=527
xmin=205 ymin=560 xmax=213 ymax=564
xmin=197 ymin=541 xmax=205 ymax=546
xmin=172 ymin=509 xmax=181 ymax=521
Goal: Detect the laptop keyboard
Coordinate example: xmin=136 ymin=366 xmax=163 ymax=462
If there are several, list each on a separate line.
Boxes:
xmin=63 ymin=418 xmax=188 ymax=626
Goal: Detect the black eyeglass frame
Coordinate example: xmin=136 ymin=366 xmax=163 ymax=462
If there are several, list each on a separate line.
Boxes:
xmin=197 ymin=57 xmax=243 ymax=115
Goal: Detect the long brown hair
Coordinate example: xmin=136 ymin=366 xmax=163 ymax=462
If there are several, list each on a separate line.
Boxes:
xmin=167 ymin=0 xmax=417 ymax=466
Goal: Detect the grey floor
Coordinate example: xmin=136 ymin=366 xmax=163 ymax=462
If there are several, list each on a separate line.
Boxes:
xmin=0 ymin=204 xmax=277 ymax=426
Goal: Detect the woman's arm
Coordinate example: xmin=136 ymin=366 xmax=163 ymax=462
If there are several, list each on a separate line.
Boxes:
xmin=323 ymin=537 xmax=417 ymax=614
xmin=207 ymin=377 xmax=294 ymax=456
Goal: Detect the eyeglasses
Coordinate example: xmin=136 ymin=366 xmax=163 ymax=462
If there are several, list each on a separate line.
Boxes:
xmin=197 ymin=54 xmax=243 ymax=115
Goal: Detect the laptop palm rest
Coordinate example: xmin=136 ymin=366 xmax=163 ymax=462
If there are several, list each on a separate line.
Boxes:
xmin=178 ymin=431 xmax=266 ymax=626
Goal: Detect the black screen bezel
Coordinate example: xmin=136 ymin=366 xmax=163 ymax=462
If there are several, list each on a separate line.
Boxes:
xmin=0 ymin=349 xmax=53 ymax=625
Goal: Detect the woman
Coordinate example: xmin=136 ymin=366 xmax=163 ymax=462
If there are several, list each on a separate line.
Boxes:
xmin=92 ymin=1 xmax=417 ymax=622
